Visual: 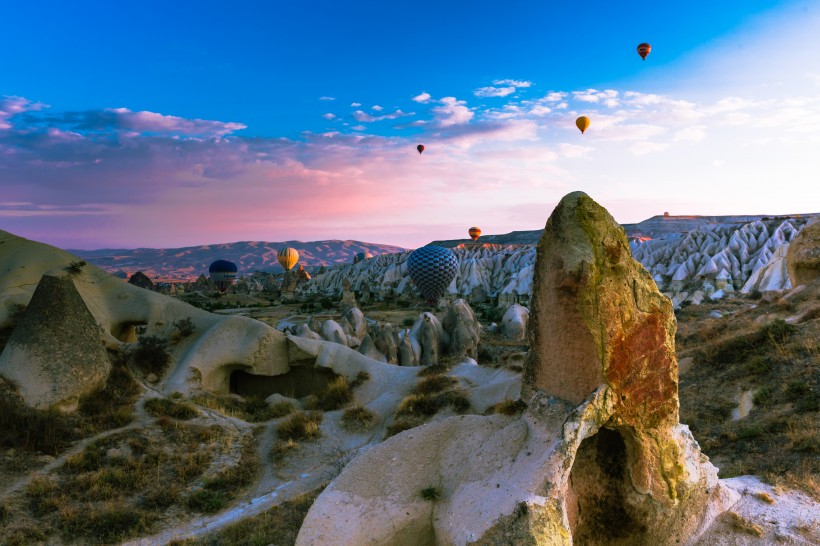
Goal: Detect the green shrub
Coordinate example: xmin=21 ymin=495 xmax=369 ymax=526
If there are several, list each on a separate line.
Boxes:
xmin=132 ymin=335 xmax=171 ymax=376
xmin=66 ymin=260 xmax=86 ymax=274
xmin=187 ymin=489 xmax=228 ymax=514
xmin=173 ymin=317 xmax=196 ymax=337
xmin=753 ymin=386 xmax=775 ymax=407
xmin=420 ymin=487 xmax=440 ymax=501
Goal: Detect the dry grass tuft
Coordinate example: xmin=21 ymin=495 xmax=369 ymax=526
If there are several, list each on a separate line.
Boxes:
xmin=754 ymin=491 xmax=775 ymax=504
xmin=270 ymin=438 xmax=299 ymax=466
xmin=317 ymin=376 xmax=353 ymax=411
xmin=191 ymin=392 xmax=279 ymax=422
xmin=412 ymin=374 xmax=457 ymax=395
xmin=277 ymin=411 xmax=323 ymax=441
xmin=144 ymin=397 xmax=199 ymax=420
xmin=727 ymin=511 xmax=764 ymax=537
xmin=488 ymin=399 xmax=527 ymax=416
xmin=340 ymin=405 xmax=377 ymax=431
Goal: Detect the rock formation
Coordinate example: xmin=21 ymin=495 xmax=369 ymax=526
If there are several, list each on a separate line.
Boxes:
xmin=127 ymin=270 xmax=154 ymax=290
xmin=442 ymin=299 xmax=480 ymax=358
xmin=374 ymin=323 xmax=399 ymax=364
xmin=0 ymin=274 xmax=110 ymax=411
xmin=296 ymin=192 xmax=737 ymax=545
xmin=786 ymin=218 xmax=820 ymax=286
xmin=500 ymin=303 xmax=529 ymax=341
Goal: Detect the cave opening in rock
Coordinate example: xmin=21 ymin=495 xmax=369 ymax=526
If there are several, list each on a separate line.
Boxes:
xmin=229 ymin=366 xmax=340 ymax=399
xmin=567 ymin=427 xmax=648 ymax=545
xmin=111 ymin=321 xmax=147 ymax=343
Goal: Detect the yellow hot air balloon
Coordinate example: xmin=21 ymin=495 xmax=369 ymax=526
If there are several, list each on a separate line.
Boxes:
xmin=576 ymin=116 xmax=590 ymax=134
xmin=277 ymin=247 xmax=299 ymax=271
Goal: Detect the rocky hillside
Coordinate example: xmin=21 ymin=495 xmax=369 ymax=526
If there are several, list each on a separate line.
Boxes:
xmin=69 ymin=240 xmax=406 ymax=281
xmin=300 ymin=216 xmax=818 ymax=307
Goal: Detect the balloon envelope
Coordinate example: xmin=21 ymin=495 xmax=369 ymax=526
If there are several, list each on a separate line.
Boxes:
xmin=208 ymin=259 xmax=238 ymax=292
xmin=407 ymin=246 xmax=458 ymax=304
xmin=637 ymin=42 xmax=651 ymax=60
xmin=417 ymin=144 xmax=425 ymax=154
xmin=278 ymin=247 xmax=299 ymax=271
xmin=576 ymin=116 xmax=591 ymax=134
xmin=468 ymin=227 xmax=481 ymax=242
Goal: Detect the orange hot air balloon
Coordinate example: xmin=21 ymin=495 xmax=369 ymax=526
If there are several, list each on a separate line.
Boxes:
xmin=417 ymin=144 xmax=425 ymax=154
xmin=468 ymin=227 xmax=481 ymax=242
xmin=576 ymin=116 xmax=590 ymax=134
xmin=637 ymin=42 xmax=651 ymax=60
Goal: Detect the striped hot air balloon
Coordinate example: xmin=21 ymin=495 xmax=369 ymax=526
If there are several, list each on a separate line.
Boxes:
xmin=468 ymin=227 xmax=481 ymax=242
xmin=208 ymin=260 xmax=238 ymax=293
xmin=407 ymin=246 xmax=458 ymax=305
xmin=353 ymin=251 xmax=373 ymax=264
xmin=277 ymin=247 xmax=299 ymax=271
xmin=637 ymin=42 xmax=651 ymax=60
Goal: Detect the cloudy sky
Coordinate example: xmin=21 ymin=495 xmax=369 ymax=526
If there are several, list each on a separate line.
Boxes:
xmin=2 ymin=0 xmax=818 ymax=249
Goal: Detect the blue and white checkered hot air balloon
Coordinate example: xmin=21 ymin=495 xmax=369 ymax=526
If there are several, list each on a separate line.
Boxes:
xmin=407 ymin=245 xmax=458 ymax=305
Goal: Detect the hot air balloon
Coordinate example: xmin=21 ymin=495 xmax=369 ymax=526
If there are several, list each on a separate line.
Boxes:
xmin=277 ymin=247 xmax=299 ymax=271
xmin=417 ymin=144 xmax=425 ymax=154
xmin=407 ymin=245 xmax=458 ymax=305
xmin=637 ymin=42 xmax=651 ymax=61
xmin=208 ymin=259 xmax=238 ymax=293
xmin=353 ymin=251 xmax=373 ymax=264
xmin=576 ymin=116 xmax=590 ymax=134
xmin=468 ymin=227 xmax=481 ymax=242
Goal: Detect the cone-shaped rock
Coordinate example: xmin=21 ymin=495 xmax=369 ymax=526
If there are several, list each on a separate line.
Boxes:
xmin=0 ymin=273 xmax=110 ymax=411
xmin=525 ymin=191 xmax=678 ymax=428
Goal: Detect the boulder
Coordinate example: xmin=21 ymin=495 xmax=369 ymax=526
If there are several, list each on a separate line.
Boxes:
xmin=319 ymin=319 xmax=348 ymax=346
xmin=786 ymin=218 xmax=820 ymax=286
xmin=0 ymin=274 xmax=110 ymax=411
xmin=500 ymin=303 xmax=529 ymax=341
xmin=343 ymin=306 xmax=368 ymax=341
xmin=127 ymin=271 xmax=154 ymax=290
xmin=358 ymin=333 xmax=386 ymax=362
xmin=374 ymin=323 xmax=398 ymax=364
xmin=397 ymin=330 xmax=417 ymax=366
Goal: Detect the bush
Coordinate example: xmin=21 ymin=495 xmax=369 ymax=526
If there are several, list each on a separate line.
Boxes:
xmin=66 ymin=260 xmax=86 ymax=274
xmin=132 ymin=335 xmax=171 ymax=376
xmin=489 ymin=399 xmax=527 ymax=416
xmin=144 ymin=398 xmax=199 ymax=420
xmin=420 ymin=487 xmax=440 ymax=501
xmin=173 ymin=317 xmax=196 ymax=338
xmin=0 ymin=382 xmax=78 ymax=455
xmin=277 ymin=411 xmax=323 ymax=441
xmin=318 ymin=376 xmax=352 ymax=411
xmin=340 ymin=405 xmax=377 ymax=431
xmin=413 ymin=375 xmax=457 ymax=396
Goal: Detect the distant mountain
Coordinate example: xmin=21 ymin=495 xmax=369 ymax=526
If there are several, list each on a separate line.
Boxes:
xmin=69 ymin=240 xmax=407 ymax=281
xmin=430 ymin=213 xmax=817 ymax=247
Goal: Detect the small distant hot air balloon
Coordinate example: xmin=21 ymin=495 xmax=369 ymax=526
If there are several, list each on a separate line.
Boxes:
xmin=576 ymin=116 xmax=590 ymax=134
xmin=407 ymin=245 xmax=458 ymax=305
xmin=277 ymin=247 xmax=299 ymax=271
xmin=417 ymin=144 xmax=425 ymax=154
xmin=468 ymin=227 xmax=481 ymax=242
xmin=208 ymin=260 xmax=238 ymax=293
xmin=353 ymin=251 xmax=373 ymax=264
xmin=637 ymin=42 xmax=651 ymax=61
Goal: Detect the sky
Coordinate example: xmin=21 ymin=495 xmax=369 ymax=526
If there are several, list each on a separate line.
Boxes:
xmin=1 ymin=0 xmax=819 ymax=250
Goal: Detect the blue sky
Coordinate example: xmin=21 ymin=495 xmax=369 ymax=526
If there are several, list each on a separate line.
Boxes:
xmin=1 ymin=0 xmax=818 ymax=249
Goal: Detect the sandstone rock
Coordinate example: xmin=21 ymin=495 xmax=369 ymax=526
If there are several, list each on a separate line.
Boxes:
xmin=297 ymin=192 xmax=736 ymax=546
xmin=340 ymin=278 xmax=358 ymax=315
xmin=294 ymin=323 xmax=322 ymax=341
xmin=319 ymin=319 xmax=348 ymax=346
xmin=358 ymin=333 xmax=386 ymax=362
xmin=398 ymin=330 xmax=417 ymax=366
xmin=442 ymin=299 xmax=480 ymax=358
xmin=786 ymin=217 xmax=820 ymax=286
xmin=343 ymin=306 xmax=368 ymax=341
xmin=500 ymin=303 xmax=529 ymax=341
xmin=0 ymin=274 xmax=111 ymax=411
xmin=127 ymin=271 xmax=154 ymax=290
xmin=373 ymin=323 xmax=398 ymax=364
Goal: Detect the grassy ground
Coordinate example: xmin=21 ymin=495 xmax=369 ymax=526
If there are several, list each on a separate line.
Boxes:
xmin=675 ymin=286 xmax=820 ymax=499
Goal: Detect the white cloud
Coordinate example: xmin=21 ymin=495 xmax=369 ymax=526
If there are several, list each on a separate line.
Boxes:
xmin=351 ymin=125 xmax=366 ymax=131
xmin=432 ymin=97 xmax=474 ymax=126
xmin=494 ymin=79 xmax=532 ymax=88
xmin=475 ymin=86 xmax=516 ymax=98
xmin=543 ymin=92 xmax=567 ymax=102
xmin=319 ymin=96 xmax=335 ymax=101
xmin=412 ymin=92 xmax=431 ymax=103
xmin=371 ymin=105 xmax=383 ymax=111
xmin=350 ymin=102 xmax=361 ymax=107
xmin=322 ymin=113 xmax=336 ymax=120
xmin=674 ymin=126 xmax=706 ymax=142
xmin=352 ymin=109 xmax=414 ymax=122
xmin=628 ymin=141 xmax=669 ymax=156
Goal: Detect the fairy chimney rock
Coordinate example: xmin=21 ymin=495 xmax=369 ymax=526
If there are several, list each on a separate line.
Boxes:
xmin=0 ymin=273 xmax=110 ymax=411
xmin=525 ymin=191 xmax=679 ymax=428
